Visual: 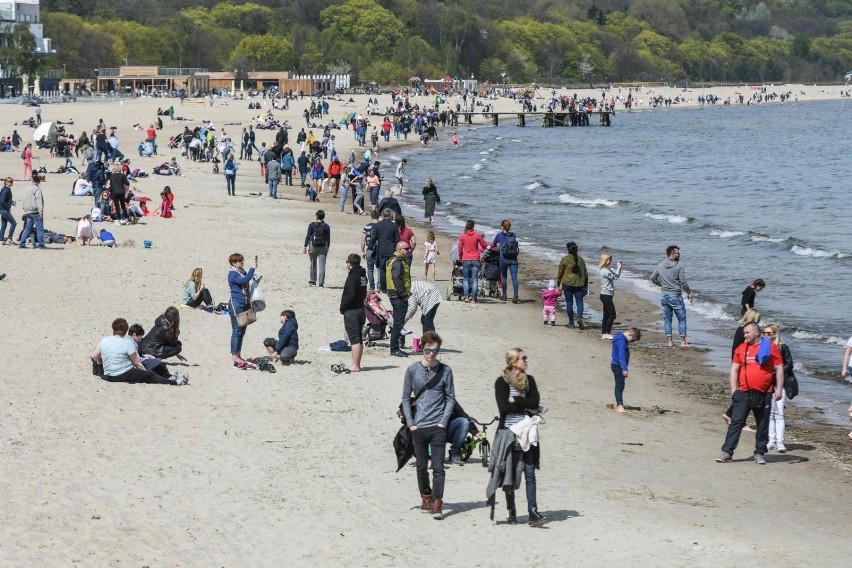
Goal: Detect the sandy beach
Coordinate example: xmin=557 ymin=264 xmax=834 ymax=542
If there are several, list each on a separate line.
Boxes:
xmin=1 ymin=86 xmax=851 ymax=566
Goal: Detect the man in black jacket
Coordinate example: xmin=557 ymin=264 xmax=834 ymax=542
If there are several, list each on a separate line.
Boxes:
xmin=340 ymin=253 xmax=368 ymax=371
xmin=369 ymin=209 xmax=399 ymax=292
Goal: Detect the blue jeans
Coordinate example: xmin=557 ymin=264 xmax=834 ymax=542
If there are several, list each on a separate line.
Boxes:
xmin=499 ymin=259 xmax=519 ymax=299
xmin=18 ymin=213 xmax=44 ymax=248
xmin=268 ymin=178 xmax=279 ymax=198
xmin=299 ymin=171 xmax=308 ymax=186
xmin=0 ymin=209 xmax=16 ymax=240
xmin=225 ymin=174 xmax=235 ymax=195
xmin=229 ymin=306 xmax=247 ymax=355
xmin=462 ymin=260 xmax=479 ymax=300
xmin=504 ymin=445 xmax=537 ymax=512
xmin=661 ymin=293 xmax=687 ymax=337
xmin=365 ymin=248 xmax=375 ymax=290
xmin=562 ymin=285 xmax=585 ymax=324
xmin=447 ymin=416 xmax=470 ymax=459
xmin=611 ymin=363 xmax=626 ymax=406
xmin=420 ymin=304 xmax=438 ymax=333
xmin=338 ymin=186 xmax=349 ymax=212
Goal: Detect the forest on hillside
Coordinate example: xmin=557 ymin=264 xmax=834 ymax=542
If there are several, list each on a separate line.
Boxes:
xmin=39 ymin=0 xmax=852 ymax=85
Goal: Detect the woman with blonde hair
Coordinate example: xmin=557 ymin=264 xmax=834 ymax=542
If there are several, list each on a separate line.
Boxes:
xmin=182 ymin=268 xmax=214 ymax=308
xmin=492 ymin=348 xmax=548 ymax=526
xmin=763 ymin=323 xmax=795 ymax=452
xmin=598 ymin=253 xmax=623 ymax=339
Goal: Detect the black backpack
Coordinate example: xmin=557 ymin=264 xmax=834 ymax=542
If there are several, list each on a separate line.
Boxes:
xmin=312 ymin=222 xmax=327 ymax=247
xmin=502 ymin=232 xmax=519 ymax=259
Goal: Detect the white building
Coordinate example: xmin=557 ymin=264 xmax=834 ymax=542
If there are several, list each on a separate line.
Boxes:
xmin=0 ymin=0 xmax=52 ymax=83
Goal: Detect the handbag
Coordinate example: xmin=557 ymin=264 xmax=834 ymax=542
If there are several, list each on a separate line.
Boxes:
xmin=235 ymin=308 xmax=257 ymax=328
xmin=784 ymin=373 xmax=799 ymax=400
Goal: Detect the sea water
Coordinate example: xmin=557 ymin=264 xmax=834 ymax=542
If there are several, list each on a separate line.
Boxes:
xmin=391 ymin=99 xmax=852 ymax=424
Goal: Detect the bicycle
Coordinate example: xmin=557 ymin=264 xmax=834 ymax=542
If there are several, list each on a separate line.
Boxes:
xmin=459 ymin=416 xmax=498 ymax=468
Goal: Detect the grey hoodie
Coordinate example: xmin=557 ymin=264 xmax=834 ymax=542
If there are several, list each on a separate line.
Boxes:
xmin=650 ymin=259 xmax=690 ymax=294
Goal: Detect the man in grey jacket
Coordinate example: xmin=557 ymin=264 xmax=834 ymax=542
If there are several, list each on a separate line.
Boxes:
xmin=265 ymin=158 xmax=282 ymax=199
xmin=650 ymin=244 xmax=693 ymax=348
xmin=18 ymin=174 xmax=45 ymax=249
xmin=401 ymin=331 xmax=455 ymax=520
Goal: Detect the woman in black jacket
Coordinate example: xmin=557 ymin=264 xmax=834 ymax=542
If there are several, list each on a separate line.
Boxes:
xmin=140 ymin=306 xmax=185 ymax=360
xmin=422 ymin=178 xmax=439 ymax=225
xmin=494 ymin=348 xmax=548 ymax=526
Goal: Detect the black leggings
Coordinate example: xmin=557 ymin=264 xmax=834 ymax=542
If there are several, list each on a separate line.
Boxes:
xmin=111 ymin=194 xmax=127 ymax=219
xmin=186 ymin=288 xmax=213 ymax=308
xmin=104 ymin=367 xmax=174 ymax=384
xmin=601 ymin=294 xmax=617 ymax=335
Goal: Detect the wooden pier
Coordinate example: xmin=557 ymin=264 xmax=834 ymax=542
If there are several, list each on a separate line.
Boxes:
xmin=462 ymin=111 xmax=613 ymax=127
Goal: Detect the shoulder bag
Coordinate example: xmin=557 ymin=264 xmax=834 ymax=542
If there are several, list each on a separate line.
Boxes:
xmin=396 ymin=363 xmax=445 ymax=424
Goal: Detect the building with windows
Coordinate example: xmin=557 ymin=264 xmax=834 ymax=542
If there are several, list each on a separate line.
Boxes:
xmin=0 ymin=0 xmax=53 ymax=95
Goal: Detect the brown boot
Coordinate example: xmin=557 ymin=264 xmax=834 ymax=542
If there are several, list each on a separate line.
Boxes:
xmin=431 ymin=498 xmax=443 ymax=520
xmin=420 ymin=493 xmax=433 ymax=513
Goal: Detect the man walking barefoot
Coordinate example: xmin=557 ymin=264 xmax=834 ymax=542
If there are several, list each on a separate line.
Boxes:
xmin=650 ymin=245 xmax=693 ymax=348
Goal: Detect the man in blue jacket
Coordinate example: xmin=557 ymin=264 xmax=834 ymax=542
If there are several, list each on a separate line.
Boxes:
xmin=610 ymin=327 xmax=641 ymax=413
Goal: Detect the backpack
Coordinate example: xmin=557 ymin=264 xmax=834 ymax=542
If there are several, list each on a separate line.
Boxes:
xmin=502 ymin=232 xmax=519 ymax=259
xmin=21 ymin=148 xmax=26 ymax=159
xmin=311 ymin=222 xmax=327 ymax=247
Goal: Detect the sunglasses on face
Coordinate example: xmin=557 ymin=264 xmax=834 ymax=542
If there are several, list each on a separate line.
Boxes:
xmin=521 ymin=356 xmax=528 ymax=361
xmin=423 ymin=348 xmax=440 ymax=355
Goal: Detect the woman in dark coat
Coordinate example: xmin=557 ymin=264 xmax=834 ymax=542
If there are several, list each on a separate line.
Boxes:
xmin=494 ymin=347 xmax=548 ymax=527
xmin=139 ymin=306 xmax=184 ymax=360
xmin=422 ymin=178 xmax=439 ymax=224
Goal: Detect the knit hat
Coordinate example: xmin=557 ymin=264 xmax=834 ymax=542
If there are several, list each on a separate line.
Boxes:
xmin=547 ymin=279 xmax=556 ymax=290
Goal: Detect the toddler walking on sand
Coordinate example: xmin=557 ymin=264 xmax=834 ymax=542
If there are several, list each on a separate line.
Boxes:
xmin=423 ymin=231 xmax=438 ymax=280
xmin=542 ymin=280 xmax=560 ymax=326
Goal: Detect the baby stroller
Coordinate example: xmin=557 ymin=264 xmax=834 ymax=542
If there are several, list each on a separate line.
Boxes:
xmin=363 ymin=292 xmax=389 ymax=347
xmin=447 ymin=244 xmax=465 ymax=301
xmin=363 ymin=291 xmax=407 ymax=348
xmin=480 ymin=248 xmax=501 ymax=298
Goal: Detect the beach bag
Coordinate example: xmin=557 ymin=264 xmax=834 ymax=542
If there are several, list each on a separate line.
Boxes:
xmin=249 ymin=276 xmax=266 ymax=313
xmin=311 ymin=222 xmax=327 ymax=247
xmin=784 ymin=373 xmax=799 ymax=400
xmin=235 ymin=309 xmax=257 ymax=328
xmin=502 ymin=232 xmax=519 ymax=259
xmin=21 ymin=149 xmax=26 ymax=159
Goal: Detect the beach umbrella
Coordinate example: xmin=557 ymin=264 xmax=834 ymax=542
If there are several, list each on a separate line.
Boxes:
xmin=348 ymin=112 xmax=357 ymax=120
xmin=33 ymin=121 xmax=56 ymax=141
xmin=338 ymin=118 xmax=348 ymax=124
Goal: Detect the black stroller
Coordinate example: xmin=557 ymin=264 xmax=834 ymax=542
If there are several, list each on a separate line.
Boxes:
xmin=480 ymin=248 xmax=501 ymax=298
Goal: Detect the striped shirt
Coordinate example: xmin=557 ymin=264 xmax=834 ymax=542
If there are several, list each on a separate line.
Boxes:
xmin=504 ymin=385 xmax=526 ymax=428
xmin=405 ymin=280 xmax=445 ymax=321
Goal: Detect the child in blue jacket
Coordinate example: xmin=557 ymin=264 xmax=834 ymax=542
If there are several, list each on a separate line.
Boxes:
xmin=610 ymin=327 xmax=641 ymax=413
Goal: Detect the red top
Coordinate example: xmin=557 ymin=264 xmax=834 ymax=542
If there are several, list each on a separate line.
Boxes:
xmin=146 ymin=127 xmax=156 ymax=140
xmin=733 ymin=341 xmax=782 ymax=392
xmin=457 ymin=229 xmax=487 ymax=261
xmin=398 ymin=227 xmax=415 ymax=249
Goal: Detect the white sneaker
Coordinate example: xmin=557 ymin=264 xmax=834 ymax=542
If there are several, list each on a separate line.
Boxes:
xmin=173 ymin=372 xmax=188 ymax=386
xmin=767 ymin=442 xmax=777 ymax=450
xmin=776 ymin=442 xmax=786 ymax=453
xmin=401 ymin=328 xmax=414 ymax=336
xmin=119 ymin=219 xmax=127 ymax=225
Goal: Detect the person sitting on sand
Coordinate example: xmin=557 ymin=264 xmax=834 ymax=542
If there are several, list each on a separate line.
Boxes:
xmin=263 ymin=309 xmax=299 ymax=365
xmin=139 ymin=306 xmax=186 ymax=361
xmin=182 ymin=267 xmax=214 ymax=308
xmin=91 ymin=318 xmax=187 ymax=385
xmin=98 ymin=228 xmax=116 ymax=247
xmin=72 ymin=175 xmax=93 ymax=196
xmin=128 ymin=323 xmax=183 ymax=381
xmin=168 ymin=157 xmax=182 ymax=176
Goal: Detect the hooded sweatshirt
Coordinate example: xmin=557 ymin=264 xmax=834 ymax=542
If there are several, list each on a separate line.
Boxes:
xmin=274 ymin=317 xmax=299 ymax=353
xmin=650 ymin=259 xmax=690 ymax=294
xmin=457 ymin=229 xmax=487 ymax=261
xmin=340 ymin=266 xmax=368 ymax=313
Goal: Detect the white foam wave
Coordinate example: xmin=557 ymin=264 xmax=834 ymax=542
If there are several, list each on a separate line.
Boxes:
xmin=510 ymin=139 xmax=522 ymax=142
xmin=826 ymin=336 xmax=849 ymax=346
xmin=479 ymin=151 xmax=489 ymax=155
xmin=559 ymin=194 xmax=619 ymax=208
xmin=645 ymin=212 xmax=690 ymax=224
xmin=688 ymin=299 xmax=736 ymax=321
xmin=750 ymin=235 xmax=785 ymax=243
xmin=473 ymin=163 xmax=485 ymax=171
xmin=526 ymin=182 xmax=543 ymax=190
xmin=709 ymin=229 xmax=746 ymax=239
xmin=792 ymin=331 xmax=848 ymax=346
xmin=791 ymin=245 xmax=851 ymax=259
xmin=458 ymin=175 xmax=472 ymax=179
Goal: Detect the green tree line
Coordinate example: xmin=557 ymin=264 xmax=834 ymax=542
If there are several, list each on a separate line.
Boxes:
xmin=39 ymin=0 xmax=852 ymax=84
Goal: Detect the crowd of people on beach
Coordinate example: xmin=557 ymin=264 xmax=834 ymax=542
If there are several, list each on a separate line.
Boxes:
xmin=4 ymin=88 xmax=852 ymax=532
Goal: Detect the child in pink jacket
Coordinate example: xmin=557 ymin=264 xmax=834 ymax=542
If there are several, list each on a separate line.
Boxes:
xmin=542 ymin=280 xmax=560 ymax=326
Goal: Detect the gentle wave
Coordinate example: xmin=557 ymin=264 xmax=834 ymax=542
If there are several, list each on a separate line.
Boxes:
xmin=559 ymin=194 xmax=620 ymax=208
xmin=526 ymin=182 xmax=543 ymax=190
xmin=709 ymin=229 xmax=747 ymax=239
xmin=792 ymin=330 xmax=849 ymax=345
xmin=644 ymin=212 xmax=693 ymax=224
xmin=750 ymin=234 xmax=787 ymax=243
xmin=473 ymin=163 xmax=485 ymax=171
xmin=790 ymin=245 xmax=852 ymax=259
